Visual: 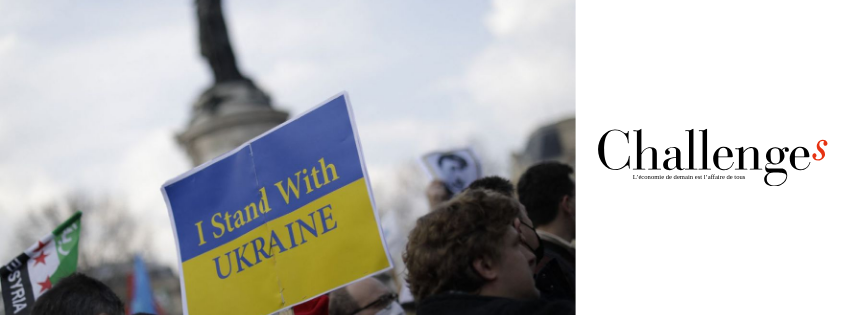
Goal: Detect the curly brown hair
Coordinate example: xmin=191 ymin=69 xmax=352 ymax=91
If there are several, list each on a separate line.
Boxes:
xmin=403 ymin=189 xmax=520 ymax=302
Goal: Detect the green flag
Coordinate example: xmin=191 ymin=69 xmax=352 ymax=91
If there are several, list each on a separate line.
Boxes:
xmin=1 ymin=211 xmax=82 ymax=315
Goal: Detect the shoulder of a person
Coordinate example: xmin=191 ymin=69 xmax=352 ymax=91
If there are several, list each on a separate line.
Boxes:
xmin=419 ymin=293 xmax=573 ymax=315
xmin=543 ymin=242 xmax=575 ymax=265
xmin=492 ymin=297 xmax=575 ymax=315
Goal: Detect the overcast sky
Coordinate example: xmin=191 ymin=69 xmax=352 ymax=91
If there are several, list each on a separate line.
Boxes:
xmin=0 ymin=0 xmax=574 ymax=266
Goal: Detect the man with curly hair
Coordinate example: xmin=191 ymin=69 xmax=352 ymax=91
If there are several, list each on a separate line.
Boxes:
xmin=404 ymin=189 xmax=574 ymax=315
xmin=467 ymin=176 xmax=573 ymax=302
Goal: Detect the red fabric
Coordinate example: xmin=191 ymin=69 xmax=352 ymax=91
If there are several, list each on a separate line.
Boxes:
xmin=125 ymin=274 xmax=135 ymax=315
xmin=293 ymin=294 xmax=329 ymax=315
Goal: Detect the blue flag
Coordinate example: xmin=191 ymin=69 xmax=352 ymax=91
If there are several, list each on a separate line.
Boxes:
xmin=130 ymin=255 xmax=159 ymax=315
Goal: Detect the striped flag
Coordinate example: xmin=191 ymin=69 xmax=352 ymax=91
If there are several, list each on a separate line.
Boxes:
xmin=1 ymin=211 xmax=82 ymax=315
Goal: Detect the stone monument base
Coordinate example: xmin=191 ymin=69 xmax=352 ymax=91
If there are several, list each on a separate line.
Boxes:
xmin=178 ymin=80 xmax=289 ymax=165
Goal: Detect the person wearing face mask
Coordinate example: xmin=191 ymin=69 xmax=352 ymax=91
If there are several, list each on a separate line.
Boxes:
xmin=404 ymin=189 xmax=574 ymax=315
xmin=518 ymin=163 xmax=576 ymax=302
xmin=466 ymin=176 xmax=573 ymax=302
xmin=329 ymin=277 xmax=404 ymax=315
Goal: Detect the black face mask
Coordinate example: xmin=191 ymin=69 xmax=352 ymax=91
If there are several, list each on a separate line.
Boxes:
xmin=519 ymin=220 xmax=546 ymax=264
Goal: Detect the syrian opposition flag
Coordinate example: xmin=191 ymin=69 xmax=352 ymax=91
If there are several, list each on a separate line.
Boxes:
xmin=1 ymin=211 xmax=82 ymax=315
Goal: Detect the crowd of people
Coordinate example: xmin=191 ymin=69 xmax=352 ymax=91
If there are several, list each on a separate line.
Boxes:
xmin=402 ymin=161 xmax=575 ymax=315
xmin=28 ymin=161 xmax=575 ymax=315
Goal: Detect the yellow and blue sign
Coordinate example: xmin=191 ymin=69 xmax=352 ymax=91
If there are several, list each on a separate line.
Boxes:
xmin=162 ymin=93 xmax=392 ymax=315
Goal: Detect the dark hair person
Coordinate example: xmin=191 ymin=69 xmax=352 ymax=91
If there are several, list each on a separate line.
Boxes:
xmin=404 ymin=189 xmax=573 ymax=315
xmin=31 ymin=273 xmax=125 ymax=315
xmin=517 ymin=162 xmax=575 ymax=230
xmin=330 ymin=277 xmax=402 ymax=315
xmin=518 ymin=161 xmax=576 ymax=301
xmin=466 ymin=176 xmax=574 ymax=302
xmin=466 ymin=176 xmax=515 ymax=197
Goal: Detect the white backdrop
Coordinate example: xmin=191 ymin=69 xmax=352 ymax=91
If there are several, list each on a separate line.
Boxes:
xmin=578 ymin=1 xmax=850 ymax=314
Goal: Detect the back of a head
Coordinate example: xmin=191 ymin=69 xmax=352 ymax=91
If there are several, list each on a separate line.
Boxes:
xmin=404 ymin=189 xmax=520 ymax=302
xmin=31 ymin=273 xmax=124 ymax=315
xmin=330 ymin=277 xmax=393 ymax=315
xmin=517 ymin=162 xmax=575 ymax=226
xmin=466 ymin=176 xmax=514 ymax=198
xmin=329 ymin=286 xmax=359 ymax=315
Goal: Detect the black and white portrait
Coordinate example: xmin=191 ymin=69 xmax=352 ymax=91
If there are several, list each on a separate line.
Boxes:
xmin=421 ymin=148 xmax=482 ymax=195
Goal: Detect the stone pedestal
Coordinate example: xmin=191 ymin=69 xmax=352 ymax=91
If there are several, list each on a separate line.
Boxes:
xmin=178 ymin=80 xmax=289 ymax=166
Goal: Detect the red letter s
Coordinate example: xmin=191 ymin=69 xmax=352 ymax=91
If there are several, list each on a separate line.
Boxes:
xmin=812 ymin=140 xmax=827 ymax=161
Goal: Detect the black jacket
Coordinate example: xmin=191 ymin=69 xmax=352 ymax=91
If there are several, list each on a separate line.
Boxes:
xmin=536 ymin=240 xmax=576 ymax=302
xmin=535 ymin=252 xmax=574 ymax=302
xmin=416 ymin=293 xmax=575 ymax=315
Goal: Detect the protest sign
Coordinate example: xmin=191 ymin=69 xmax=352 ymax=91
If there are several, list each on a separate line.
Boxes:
xmin=162 ymin=93 xmax=392 ymax=315
xmin=421 ymin=148 xmax=482 ymax=195
xmin=1 ymin=212 xmax=82 ymax=315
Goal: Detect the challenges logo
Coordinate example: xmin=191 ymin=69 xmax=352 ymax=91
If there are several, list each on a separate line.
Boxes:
xmin=598 ymin=129 xmax=828 ymax=186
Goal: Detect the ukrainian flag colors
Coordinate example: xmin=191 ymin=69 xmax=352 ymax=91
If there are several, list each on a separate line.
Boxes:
xmin=162 ymin=93 xmax=391 ymax=315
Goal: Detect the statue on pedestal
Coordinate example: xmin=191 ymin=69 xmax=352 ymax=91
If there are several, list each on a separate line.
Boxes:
xmin=179 ymin=0 xmax=289 ymax=166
